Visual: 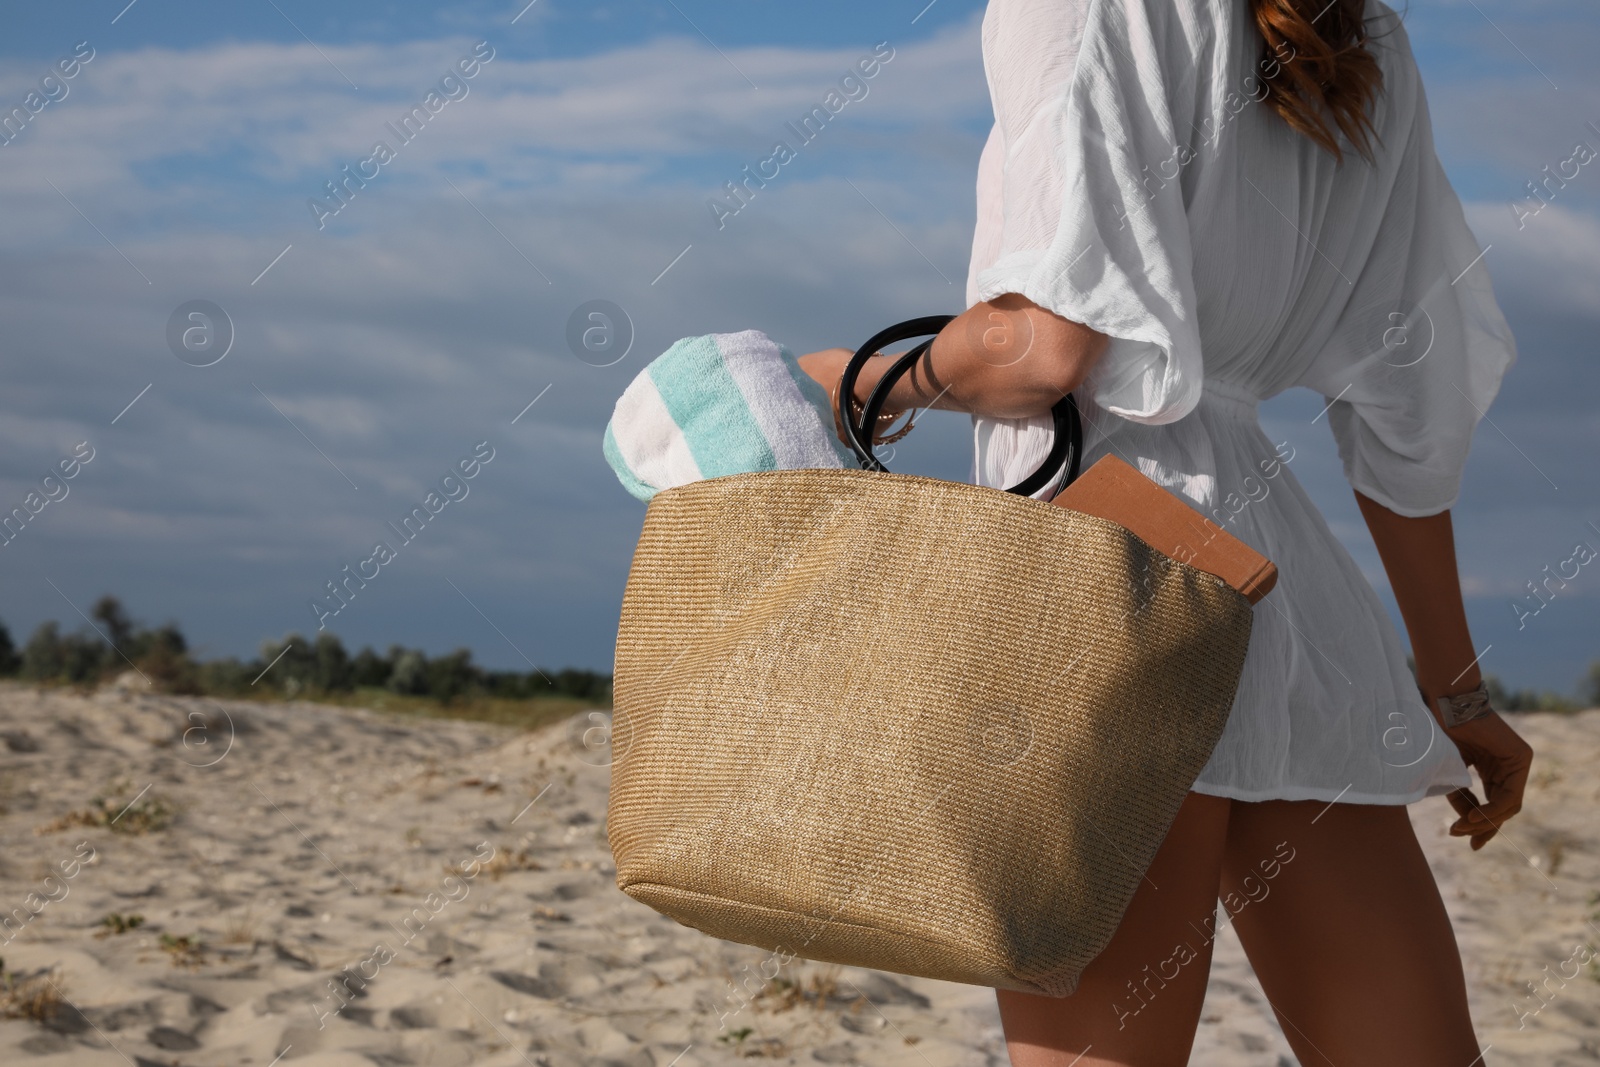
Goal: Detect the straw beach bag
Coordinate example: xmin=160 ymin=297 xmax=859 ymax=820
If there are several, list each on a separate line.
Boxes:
xmin=605 ymin=317 xmax=1276 ymax=997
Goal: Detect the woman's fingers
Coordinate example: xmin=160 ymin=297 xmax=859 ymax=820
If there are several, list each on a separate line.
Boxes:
xmin=1448 ymin=757 xmax=1531 ymax=850
xmin=1442 ymin=714 xmax=1534 ymax=851
xmin=1447 ymin=788 xmax=1499 ymax=850
xmin=1471 ymin=755 xmax=1531 ymax=842
xmin=1445 ymin=787 xmax=1478 ymax=822
xmin=1485 ymin=759 xmax=1530 ymax=819
xmin=1446 ymin=787 xmax=1485 ymax=840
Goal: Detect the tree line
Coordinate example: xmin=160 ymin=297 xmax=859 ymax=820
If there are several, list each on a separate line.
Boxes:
xmin=0 ymin=596 xmax=611 ymax=706
xmin=0 ymin=595 xmax=1592 ymax=713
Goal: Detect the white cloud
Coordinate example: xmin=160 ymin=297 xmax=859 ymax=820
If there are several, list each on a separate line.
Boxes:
xmin=0 ymin=20 xmax=988 ymax=243
xmin=1466 ymin=200 xmax=1600 ymax=314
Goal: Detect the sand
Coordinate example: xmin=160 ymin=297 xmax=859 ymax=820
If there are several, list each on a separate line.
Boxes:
xmin=0 ymin=681 xmax=1594 ymax=1066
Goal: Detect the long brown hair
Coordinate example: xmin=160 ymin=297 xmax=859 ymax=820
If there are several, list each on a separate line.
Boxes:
xmin=1249 ymin=0 xmax=1387 ymax=164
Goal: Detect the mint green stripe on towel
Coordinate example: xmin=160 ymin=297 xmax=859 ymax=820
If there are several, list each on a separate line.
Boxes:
xmin=647 ymin=335 xmax=777 ymax=479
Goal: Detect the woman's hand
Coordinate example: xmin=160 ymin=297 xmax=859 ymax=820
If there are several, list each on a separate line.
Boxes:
xmin=797 ymin=347 xmax=852 ymax=398
xmin=797 ymin=347 xmax=921 ymax=447
xmin=1355 ymin=490 xmax=1536 ymax=852
xmin=1441 ymin=712 xmax=1534 ymax=851
xmin=796 ymin=347 xmax=857 ymax=445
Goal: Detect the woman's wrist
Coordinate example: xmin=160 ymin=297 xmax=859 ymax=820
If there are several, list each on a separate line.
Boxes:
xmin=849 ymin=354 xmax=902 ymax=414
xmin=796 ymin=349 xmax=913 ymax=445
xmin=1413 ymin=656 xmax=1498 ymax=733
xmin=1416 ymin=668 xmax=1483 ymax=702
xmin=1414 ymin=643 xmax=1484 ymax=710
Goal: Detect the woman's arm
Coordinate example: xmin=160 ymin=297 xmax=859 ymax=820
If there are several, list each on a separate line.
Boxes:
xmin=1354 ymin=490 xmax=1533 ymax=850
xmin=798 ymin=294 xmax=1108 ymax=420
xmin=1354 ymin=493 xmax=1479 ymax=703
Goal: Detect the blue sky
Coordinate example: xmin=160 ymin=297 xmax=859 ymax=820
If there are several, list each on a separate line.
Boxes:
xmin=1 ymin=0 xmax=1596 ymax=695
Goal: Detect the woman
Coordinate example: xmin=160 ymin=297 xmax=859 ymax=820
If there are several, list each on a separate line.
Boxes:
xmin=799 ymin=0 xmax=1534 ymax=1063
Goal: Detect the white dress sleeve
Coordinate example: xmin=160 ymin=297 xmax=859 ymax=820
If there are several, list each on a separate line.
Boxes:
xmin=1301 ymin=43 xmax=1518 ymax=517
xmin=969 ymin=0 xmax=1207 ymax=427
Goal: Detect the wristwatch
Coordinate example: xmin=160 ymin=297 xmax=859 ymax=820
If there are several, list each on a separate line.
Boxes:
xmin=1418 ymin=681 xmax=1495 ymax=728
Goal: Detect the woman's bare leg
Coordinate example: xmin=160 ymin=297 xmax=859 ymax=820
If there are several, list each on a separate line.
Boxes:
xmin=1220 ymin=799 xmax=1483 ymax=1066
xmin=997 ymin=791 xmax=1232 ymax=1067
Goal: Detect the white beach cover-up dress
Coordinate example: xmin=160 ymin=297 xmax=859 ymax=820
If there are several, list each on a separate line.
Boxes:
xmin=966 ymin=0 xmax=1518 ymax=803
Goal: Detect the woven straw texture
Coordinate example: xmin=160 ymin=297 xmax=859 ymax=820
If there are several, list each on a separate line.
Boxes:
xmin=607 ymin=467 xmax=1254 ymax=997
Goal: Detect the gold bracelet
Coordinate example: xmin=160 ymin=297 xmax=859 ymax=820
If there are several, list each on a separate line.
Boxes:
xmin=848 ymin=395 xmax=918 ymax=445
xmin=875 ymin=408 xmax=918 ymax=444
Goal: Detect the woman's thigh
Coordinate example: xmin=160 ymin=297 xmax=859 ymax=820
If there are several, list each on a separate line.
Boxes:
xmin=1220 ymin=799 xmax=1483 ymax=1067
xmin=997 ymin=791 xmax=1233 ymax=1067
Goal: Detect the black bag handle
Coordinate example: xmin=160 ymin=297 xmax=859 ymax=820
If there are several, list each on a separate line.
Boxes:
xmin=837 ymin=315 xmax=1082 ymax=499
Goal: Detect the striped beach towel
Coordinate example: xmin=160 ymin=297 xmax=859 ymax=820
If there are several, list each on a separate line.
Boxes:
xmin=603 ymin=330 xmax=854 ymax=502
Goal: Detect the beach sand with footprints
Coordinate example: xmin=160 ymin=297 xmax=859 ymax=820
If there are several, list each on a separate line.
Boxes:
xmin=0 ymin=682 xmax=1594 ymax=1066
